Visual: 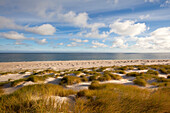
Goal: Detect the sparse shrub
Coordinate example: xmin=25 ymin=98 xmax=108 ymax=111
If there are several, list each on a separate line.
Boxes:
xmin=89 ymin=81 xmax=101 ymax=89
xmin=159 ymin=68 xmax=168 ymax=74
xmin=133 ymin=78 xmax=147 ymax=86
xmin=0 ymin=86 xmax=3 ymax=95
xmin=110 ymin=74 xmax=122 ymax=80
xmin=96 ymin=67 xmax=107 ymax=72
xmin=11 ymin=78 xmax=26 ymax=87
xmin=81 ymin=76 xmax=88 ymax=82
xmin=146 ymin=70 xmax=159 ymax=75
xmin=89 ymin=75 xmax=99 ymax=81
xmin=117 ymin=66 xmax=128 ymax=70
xmin=98 ymin=76 xmax=107 ymax=81
xmin=156 ymin=77 xmax=170 ymax=82
xmin=126 ymin=72 xmax=141 ymax=77
xmin=73 ymin=71 xmax=82 ymax=76
xmin=77 ymin=90 xmax=87 ymax=97
xmin=157 ymin=82 xmax=170 ymax=87
xmin=150 ymin=82 xmax=157 ymax=86
xmin=103 ymin=74 xmax=112 ymax=80
xmin=149 ymin=65 xmax=160 ymax=70
xmin=139 ymin=73 xmax=156 ymax=80
xmin=59 ymin=76 xmax=81 ymax=85
xmin=114 ymin=70 xmax=126 ymax=74
xmin=137 ymin=65 xmax=148 ymax=70
xmin=26 ymin=76 xmax=45 ymax=82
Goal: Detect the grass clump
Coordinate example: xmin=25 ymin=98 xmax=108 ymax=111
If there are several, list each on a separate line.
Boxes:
xmin=75 ymin=83 xmax=170 ymax=113
xmin=0 ymin=87 xmax=3 ymax=96
xmin=156 ymin=77 xmax=170 ymax=83
xmin=98 ymin=75 xmax=111 ymax=81
xmin=126 ymin=72 xmax=141 ymax=77
xmin=96 ymin=67 xmax=107 ymax=72
xmin=89 ymin=81 xmax=102 ymax=90
xmin=89 ymin=75 xmax=99 ymax=81
xmin=0 ymin=84 xmax=75 ymax=113
xmin=59 ymin=76 xmax=81 ymax=85
xmin=11 ymin=78 xmax=27 ymax=87
xmin=80 ymin=76 xmax=88 ymax=82
xmin=110 ymin=74 xmax=122 ymax=80
xmin=133 ymin=78 xmax=147 ymax=86
xmin=114 ymin=70 xmax=126 ymax=74
xmin=146 ymin=70 xmax=159 ymax=75
xmin=136 ymin=65 xmax=148 ymax=70
xmin=159 ymin=68 xmax=169 ymax=74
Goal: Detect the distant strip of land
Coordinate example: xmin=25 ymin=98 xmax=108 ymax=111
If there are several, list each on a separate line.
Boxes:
xmin=0 ymin=59 xmax=170 ymax=72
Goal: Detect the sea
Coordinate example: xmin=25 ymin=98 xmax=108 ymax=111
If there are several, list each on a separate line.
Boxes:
xmin=0 ymin=53 xmax=170 ymax=62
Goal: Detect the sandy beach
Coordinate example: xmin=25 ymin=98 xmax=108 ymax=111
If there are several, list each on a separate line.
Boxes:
xmin=0 ymin=59 xmax=170 ymax=72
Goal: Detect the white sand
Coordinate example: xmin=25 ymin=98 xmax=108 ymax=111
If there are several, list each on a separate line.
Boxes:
xmin=0 ymin=59 xmax=169 ymax=72
xmin=1 ymin=59 xmax=169 ymax=94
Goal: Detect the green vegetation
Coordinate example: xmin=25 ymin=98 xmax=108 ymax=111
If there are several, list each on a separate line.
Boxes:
xmin=59 ymin=76 xmax=81 ymax=85
xmin=159 ymin=68 xmax=170 ymax=74
xmin=146 ymin=69 xmax=159 ymax=75
xmin=116 ymin=66 xmax=134 ymax=70
xmin=89 ymin=75 xmax=99 ymax=81
xmin=96 ymin=67 xmax=107 ymax=72
xmin=114 ymin=70 xmax=126 ymax=74
xmin=126 ymin=72 xmax=141 ymax=77
xmin=136 ymin=65 xmax=148 ymax=70
xmin=76 ymin=83 xmax=170 ymax=113
xmin=110 ymin=74 xmax=122 ymax=80
xmin=11 ymin=74 xmax=55 ymax=87
xmin=0 ymin=87 xmax=3 ymax=96
xmin=138 ymin=73 xmax=156 ymax=80
xmin=11 ymin=78 xmax=27 ymax=87
xmin=0 ymin=84 xmax=75 ymax=113
xmin=133 ymin=78 xmax=147 ymax=86
xmin=80 ymin=76 xmax=88 ymax=82
xmin=156 ymin=77 xmax=170 ymax=83
xmin=1 ymin=64 xmax=170 ymax=112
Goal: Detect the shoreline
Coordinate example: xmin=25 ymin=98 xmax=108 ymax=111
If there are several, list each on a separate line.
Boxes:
xmin=0 ymin=59 xmax=170 ymax=72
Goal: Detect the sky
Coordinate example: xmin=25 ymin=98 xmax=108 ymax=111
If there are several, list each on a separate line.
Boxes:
xmin=0 ymin=0 xmax=170 ymax=53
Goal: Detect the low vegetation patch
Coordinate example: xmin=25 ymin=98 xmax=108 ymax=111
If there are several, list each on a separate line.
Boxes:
xmin=0 ymin=84 xmax=75 ymax=113
xmin=114 ymin=70 xmax=126 ymax=74
xmin=126 ymin=72 xmax=141 ymax=77
xmin=59 ymin=76 xmax=81 ymax=85
xmin=11 ymin=78 xmax=27 ymax=87
xmin=146 ymin=70 xmax=159 ymax=75
xmin=76 ymin=83 xmax=170 ymax=113
xmin=133 ymin=78 xmax=147 ymax=86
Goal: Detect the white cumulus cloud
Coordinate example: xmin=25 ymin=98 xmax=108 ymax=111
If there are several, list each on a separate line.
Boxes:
xmin=71 ymin=38 xmax=88 ymax=43
xmin=25 ymin=24 xmax=56 ymax=35
xmin=0 ymin=31 xmax=26 ymax=40
xmin=0 ymin=16 xmax=56 ymax=35
xmin=109 ymin=19 xmax=147 ymax=37
xmin=133 ymin=27 xmax=170 ymax=50
xmin=0 ymin=16 xmax=22 ymax=29
xmin=111 ymin=38 xmax=128 ymax=48
xmin=91 ymin=41 xmax=108 ymax=48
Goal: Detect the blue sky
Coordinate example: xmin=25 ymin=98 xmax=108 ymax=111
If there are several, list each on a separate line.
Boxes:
xmin=0 ymin=0 xmax=170 ymax=53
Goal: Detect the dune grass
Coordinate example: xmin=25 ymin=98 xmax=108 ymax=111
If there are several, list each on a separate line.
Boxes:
xmin=0 ymin=84 xmax=75 ymax=113
xmin=76 ymin=83 xmax=170 ymax=113
xmin=133 ymin=78 xmax=147 ymax=86
xmin=11 ymin=74 xmax=55 ymax=87
xmin=114 ymin=70 xmax=126 ymax=74
xmin=146 ymin=69 xmax=159 ymax=75
xmin=59 ymin=76 xmax=81 ymax=85
xmin=0 ymin=87 xmax=3 ymax=96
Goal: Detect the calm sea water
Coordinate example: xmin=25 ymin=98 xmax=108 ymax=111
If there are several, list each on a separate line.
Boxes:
xmin=0 ymin=53 xmax=170 ymax=62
